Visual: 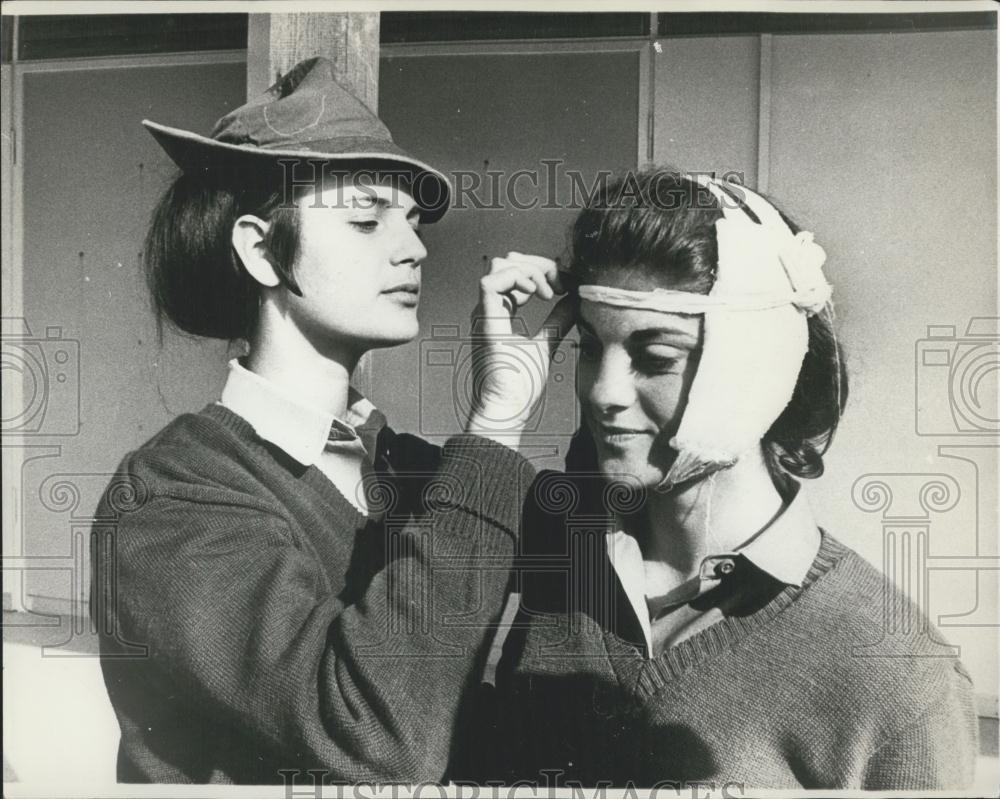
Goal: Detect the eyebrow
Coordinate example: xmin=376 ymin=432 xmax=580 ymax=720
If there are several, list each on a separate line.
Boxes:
xmin=353 ymin=196 xmax=421 ymax=220
xmin=629 ymin=327 xmax=698 ymax=345
xmin=577 ymin=317 xmax=698 ymax=345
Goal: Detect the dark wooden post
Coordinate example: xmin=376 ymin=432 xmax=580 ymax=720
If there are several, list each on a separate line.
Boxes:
xmin=246 ymin=13 xmax=381 ymax=393
xmin=246 ymin=13 xmax=380 ymax=108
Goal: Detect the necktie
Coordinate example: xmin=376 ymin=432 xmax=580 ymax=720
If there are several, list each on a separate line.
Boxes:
xmin=326 ymin=410 xmax=386 ymax=459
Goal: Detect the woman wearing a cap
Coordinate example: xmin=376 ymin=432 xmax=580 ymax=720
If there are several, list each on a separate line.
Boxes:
xmin=475 ymin=170 xmax=977 ymax=789
xmin=92 ymin=58 xmax=573 ymax=784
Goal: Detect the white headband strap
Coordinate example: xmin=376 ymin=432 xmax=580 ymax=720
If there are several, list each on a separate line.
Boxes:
xmin=577 ymin=284 xmax=812 ymax=313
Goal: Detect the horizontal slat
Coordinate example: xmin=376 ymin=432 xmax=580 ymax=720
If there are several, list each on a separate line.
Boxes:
xmin=380 ymin=12 xmax=649 ymax=43
xmin=659 ymin=11 xmax=996 ymax=37
xmin=17 ymin=14 xmax=248 ymax=61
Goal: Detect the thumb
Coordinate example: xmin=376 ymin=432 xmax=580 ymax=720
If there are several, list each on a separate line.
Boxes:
xmin=533 ymin=294 xmax=578 ymax=361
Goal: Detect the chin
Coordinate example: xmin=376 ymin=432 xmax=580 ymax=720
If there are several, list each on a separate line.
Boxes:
xmin=595 ymin=443 xmax=677 ymax=489
xmin=595 ymin=451 xmax=656 ymax=487
xmin=366 ymin=317 xmax=420 ymax=348
xmin=368 ymin=332 xmax=418 ymax=350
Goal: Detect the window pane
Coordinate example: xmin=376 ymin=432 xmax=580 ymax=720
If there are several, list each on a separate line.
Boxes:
xmin=17 ymin=14 xmax=248 ymax=60
xmin=658 ymin=12 xmax=996 ymax=37
xmin=381 ymin=12 xmax=648 ymax=43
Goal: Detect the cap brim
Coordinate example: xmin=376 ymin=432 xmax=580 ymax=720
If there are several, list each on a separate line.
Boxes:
xmin=143 ymin=119 xmax=452 ymax=223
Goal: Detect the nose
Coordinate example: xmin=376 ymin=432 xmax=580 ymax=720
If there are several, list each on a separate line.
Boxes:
xmin=392 ymin=218 xmax=428 ymax=267
xmin=582 ymin=350 xmax=636 ymax=417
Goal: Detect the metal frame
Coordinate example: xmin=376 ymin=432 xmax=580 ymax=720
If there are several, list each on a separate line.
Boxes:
xmin=756 ymin=32 xmax=772 ymax=193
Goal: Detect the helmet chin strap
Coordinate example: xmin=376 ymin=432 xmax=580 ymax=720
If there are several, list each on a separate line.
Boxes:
xmin=577 ymin=174 xmax=835 ymax=495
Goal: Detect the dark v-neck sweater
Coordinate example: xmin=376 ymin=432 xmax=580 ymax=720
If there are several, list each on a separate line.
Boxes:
xmin=474 ymin=475 xmax=978 ymax=790
xmin=92 ymin=404 xmax=535 ymax=784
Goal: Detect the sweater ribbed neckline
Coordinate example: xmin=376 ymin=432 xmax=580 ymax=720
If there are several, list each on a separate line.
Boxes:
xmin=197 ymin=402 xmax=370 ymax=531
xmin=603 ymin=532 xmax=849 ymax=696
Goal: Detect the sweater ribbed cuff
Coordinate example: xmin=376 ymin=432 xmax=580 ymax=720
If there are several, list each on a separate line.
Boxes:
xmin=436 ymin=434 xmax=536 ymax=542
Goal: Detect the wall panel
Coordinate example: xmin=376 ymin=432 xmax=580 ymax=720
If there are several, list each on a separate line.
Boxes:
xmin=766 ymin=28 xmax=997 ymax=697
xmin=652 ymin=35 xmax=760 ymax=184
xmin=377 ymin=49 xmax=641 ymax=465
xmin=17 ymin=60 xmax=245 ymax=608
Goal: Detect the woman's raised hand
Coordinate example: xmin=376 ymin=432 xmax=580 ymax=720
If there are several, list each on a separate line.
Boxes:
xmin=465 ymin=252 xmax=577 ymax=448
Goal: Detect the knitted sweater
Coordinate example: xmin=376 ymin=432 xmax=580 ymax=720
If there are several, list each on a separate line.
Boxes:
xmin=476 ymin=481 xmax=978 ymax=790
xmin=91 ymin=404 xmax=535 ymax=784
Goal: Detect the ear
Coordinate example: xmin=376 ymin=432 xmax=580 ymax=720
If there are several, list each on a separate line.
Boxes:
xmin=232 ymin=215 xmax=281 ymax=288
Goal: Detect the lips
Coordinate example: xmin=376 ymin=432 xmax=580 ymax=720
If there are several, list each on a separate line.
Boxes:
xmin=594 ymin=423 xmax=649 ymax=444
xmin=382 ymin=283 xmax=420 ymax=304
xmin=383 ymin=283 xmax=420 ymax=295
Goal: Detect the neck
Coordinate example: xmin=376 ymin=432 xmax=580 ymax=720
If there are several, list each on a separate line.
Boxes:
xmin=246 ymin=302 xmax=362 ymax=418
xmin=625 ymin=448 xmax=784 ymax=588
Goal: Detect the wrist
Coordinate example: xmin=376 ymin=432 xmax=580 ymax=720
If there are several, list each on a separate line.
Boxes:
xmin=464 ymin=409 xmax=526 ymax=451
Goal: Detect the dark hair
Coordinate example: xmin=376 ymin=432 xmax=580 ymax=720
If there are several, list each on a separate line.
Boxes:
xmin=568 ymin=168 xmax=848 ymax=486
xmin=144 ymin=168 xmax=301 ymax=341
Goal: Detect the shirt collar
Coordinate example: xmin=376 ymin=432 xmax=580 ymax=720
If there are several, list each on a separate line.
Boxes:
xmin=218 ymin=358 xmax=384 ymax=466
xmin=606 ymin=481 xmax=821 ymax=654
xmin=734 ymin=482 xmax=820 ymax=587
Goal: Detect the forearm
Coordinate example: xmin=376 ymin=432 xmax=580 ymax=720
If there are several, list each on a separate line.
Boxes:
xmin=312 ymin=435 xmax=531 ymax=778
xmin=100 ymin=435 xmax=534 ymax=782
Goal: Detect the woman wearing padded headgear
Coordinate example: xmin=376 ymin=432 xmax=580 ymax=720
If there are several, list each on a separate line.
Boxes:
xmin=476 ymin=170 xmax=977 ymax=788
xmin=91 ymin=58 xmax=574 ymax=784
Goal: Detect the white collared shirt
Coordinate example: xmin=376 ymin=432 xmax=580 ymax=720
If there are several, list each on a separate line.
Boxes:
xmin=606 ymin=483 xmax=821 ymax=658
xmin=218 ymin=359 xmax=383 ymax=514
